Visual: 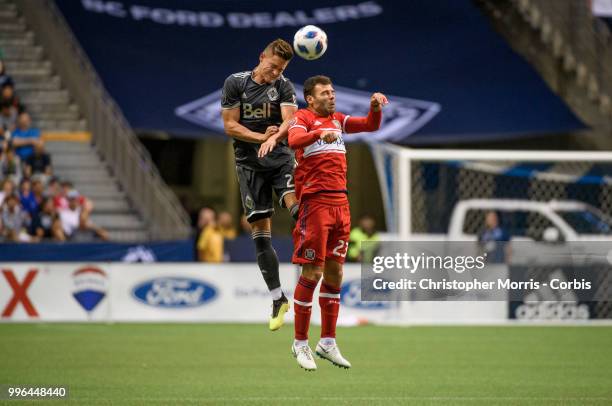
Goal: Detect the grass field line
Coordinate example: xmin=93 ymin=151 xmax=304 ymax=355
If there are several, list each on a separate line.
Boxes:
xmin=108 ymin=396 xmax=612 ymax=402
xmin=7 ymin=320 xmax=612 ymax=327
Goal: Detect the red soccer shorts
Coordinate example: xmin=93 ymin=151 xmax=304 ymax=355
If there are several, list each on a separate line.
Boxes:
xmin=292 ymin=196 xmax=351 ymax=266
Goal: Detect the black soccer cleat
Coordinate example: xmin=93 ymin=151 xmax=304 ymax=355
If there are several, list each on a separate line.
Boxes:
xmin=269 ymin=293 xmax=290 ymax=331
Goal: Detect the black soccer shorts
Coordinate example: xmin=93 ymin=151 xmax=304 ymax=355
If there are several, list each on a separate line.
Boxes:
xmin=236 ymin=160 xmax=296 ymax=223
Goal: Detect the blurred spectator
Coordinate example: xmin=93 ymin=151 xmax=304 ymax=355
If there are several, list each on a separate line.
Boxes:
xmin=71 ymin=211 xmax=109 ymax=242
xmin=197 ymin=206 xmax=214 ymax=230
xmin=12 ymin=112 xmax=42 ymax=161
xmin=0 ymin=100 xmax=17 ymax=139
xmin=1 ymin=84 xmax=24 ymax=114
xmin=347 ymin=214 xmax=380 ymax=263
xmin=478 ymin=211 xmax=510 ymax=263
xmin=0 ymin=60 xmax=13 ymax=90
xmin=19 ymin=178 xmax=40 ymax=217
xmin=196 ymin=207 xmax=223 ymax=263
xmin=31 ymin=178 xmax=45 ymax=208
xmin=54 ymin=180 xmax=69 ymax=209
xmin=217 ymin=210 xmax=237 ymax=262
xmin=29 ymin=197 xmax=65 ymax=241
xmin=0 ymin=146 xmax=22 ymax=184
xmin=25 ymin=143 xmax=52 ymax=183
xmin=0 ymin=178 xmax=15 ymax=205
xmin=218 ymin=210 xmax=237 ymax=240
xmin=2 ymin=193 xmax=30 ymax=242
xmin=47 ymin=177 xmax=62 ymax=205
xmin=58 ymin=189 xmax=81 ymax=237
xmin=55 ymin=180 xmax=93 ymax=214
xmin=0 ymin=126 xmax=8 ymax=152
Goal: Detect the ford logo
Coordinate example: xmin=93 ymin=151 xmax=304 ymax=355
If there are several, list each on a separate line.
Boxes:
xmin=132 ymin=278 xmax=217 ymax=308
xmin=340 ymin=279 xmax=392 ymax=310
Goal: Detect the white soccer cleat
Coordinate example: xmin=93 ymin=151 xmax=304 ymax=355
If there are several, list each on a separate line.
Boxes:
xmin=292 ymin=343 xmax=317 ymax=371
xmin=315 ymin=341 xmax=352 ymax=369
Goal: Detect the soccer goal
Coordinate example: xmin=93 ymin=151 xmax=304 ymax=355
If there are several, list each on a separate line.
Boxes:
xmin=369 ymin=144 xmax=612 ymax=320
xmin=369 ymin=143 xmax=612 ymax=240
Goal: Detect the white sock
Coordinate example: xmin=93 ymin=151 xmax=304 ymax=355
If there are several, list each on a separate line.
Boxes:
xmin=270 ymin=287 xmax=283 ymax=301
xmin=320 ymin=337 xmax=336 ymax=347
xmin=294 ymin=339 xmax=309 ymax=348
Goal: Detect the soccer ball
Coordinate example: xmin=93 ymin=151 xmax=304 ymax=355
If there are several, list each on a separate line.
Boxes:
xmin=293 ymin=25 xmax=328 ymax=60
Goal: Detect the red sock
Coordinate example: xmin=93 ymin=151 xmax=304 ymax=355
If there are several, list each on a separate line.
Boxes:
xmin=319 ymin=281 xmax=341 ymax=339
xmin=294 ymin=276 xmax=318 ymax=340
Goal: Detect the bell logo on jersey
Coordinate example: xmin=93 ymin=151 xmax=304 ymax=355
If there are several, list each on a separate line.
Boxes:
xmin=243 ymin=103 xmax=272 ymax=119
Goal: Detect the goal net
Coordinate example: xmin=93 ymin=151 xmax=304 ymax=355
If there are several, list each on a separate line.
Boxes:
xmin=370 ymin=143 xmax=612 ymax=238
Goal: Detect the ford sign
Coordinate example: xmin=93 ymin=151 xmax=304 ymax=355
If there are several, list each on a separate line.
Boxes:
xmin=132 ymin=278 xmax=217 ymax=308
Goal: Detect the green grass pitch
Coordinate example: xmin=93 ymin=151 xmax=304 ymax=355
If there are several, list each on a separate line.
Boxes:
xmin=1 ymin=324 xmax=611 ymax=405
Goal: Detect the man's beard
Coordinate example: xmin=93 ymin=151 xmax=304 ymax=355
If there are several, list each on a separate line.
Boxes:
xmin=318 ymin=103 xmax=335 ymax=115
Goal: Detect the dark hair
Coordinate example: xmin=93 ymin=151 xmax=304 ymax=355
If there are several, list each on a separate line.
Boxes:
xmin=263 ymin=39 xmax=293 ymax=61
xmin=303 ymin=75 xmax=332 ymax=101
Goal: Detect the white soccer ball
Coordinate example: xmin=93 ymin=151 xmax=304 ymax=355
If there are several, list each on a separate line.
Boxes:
xmin=293 ymin=25 xmax=328 ymax=60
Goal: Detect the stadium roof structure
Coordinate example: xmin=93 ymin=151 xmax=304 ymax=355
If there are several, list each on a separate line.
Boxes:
xmin=55 ymin=0 xmax=585 ymax=144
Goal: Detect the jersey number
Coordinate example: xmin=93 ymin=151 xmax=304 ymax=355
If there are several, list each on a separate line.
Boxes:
xmin=332 ymin=240 xmax=349 ymax=257
xmin=285 ymin=174 xmax=294 ymax=188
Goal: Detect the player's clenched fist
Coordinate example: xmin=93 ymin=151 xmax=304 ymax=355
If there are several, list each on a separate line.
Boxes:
xmin=370 ymin=93 xmax=389 ymax=112
xmin=320 ymin=131 xmax=339 ymax=144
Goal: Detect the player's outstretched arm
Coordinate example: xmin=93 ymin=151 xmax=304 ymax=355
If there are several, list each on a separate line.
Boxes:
xmin=258 ymin=105 xmax=297 ymax=158
xmin=222 ymin=108 xmax=276 ymax=144
xmin=345 ymin=92 xmax=389 ymax=134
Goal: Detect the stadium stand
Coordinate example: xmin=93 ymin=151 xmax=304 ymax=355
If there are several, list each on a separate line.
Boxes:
xmin=479 ymin=0 xmax=612 ymax=149
xmin=0 ymin=0 xmax=191 ymax=241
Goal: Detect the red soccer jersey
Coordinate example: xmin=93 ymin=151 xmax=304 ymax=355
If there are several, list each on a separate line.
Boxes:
xmin=288 ymin=108 xmax=382 ymax=201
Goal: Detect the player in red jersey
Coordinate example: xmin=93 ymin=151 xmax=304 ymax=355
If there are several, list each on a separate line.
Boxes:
xmin=287 ymin=75 xmax=388 ymax=370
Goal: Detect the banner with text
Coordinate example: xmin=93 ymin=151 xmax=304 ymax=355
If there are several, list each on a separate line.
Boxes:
xmin=0 ymin=263 xmax=506 ymax=324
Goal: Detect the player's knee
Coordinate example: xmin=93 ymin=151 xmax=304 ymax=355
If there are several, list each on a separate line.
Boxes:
xmin=250 ymin=217 xmax=271 ymax=232
xmin=301 ymin=265 xmax=323 ymax=282
xmin=323 ymin=262 xmax=343 ymax=285
xmin=323 ymin=272 xmax=343 ymax=287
